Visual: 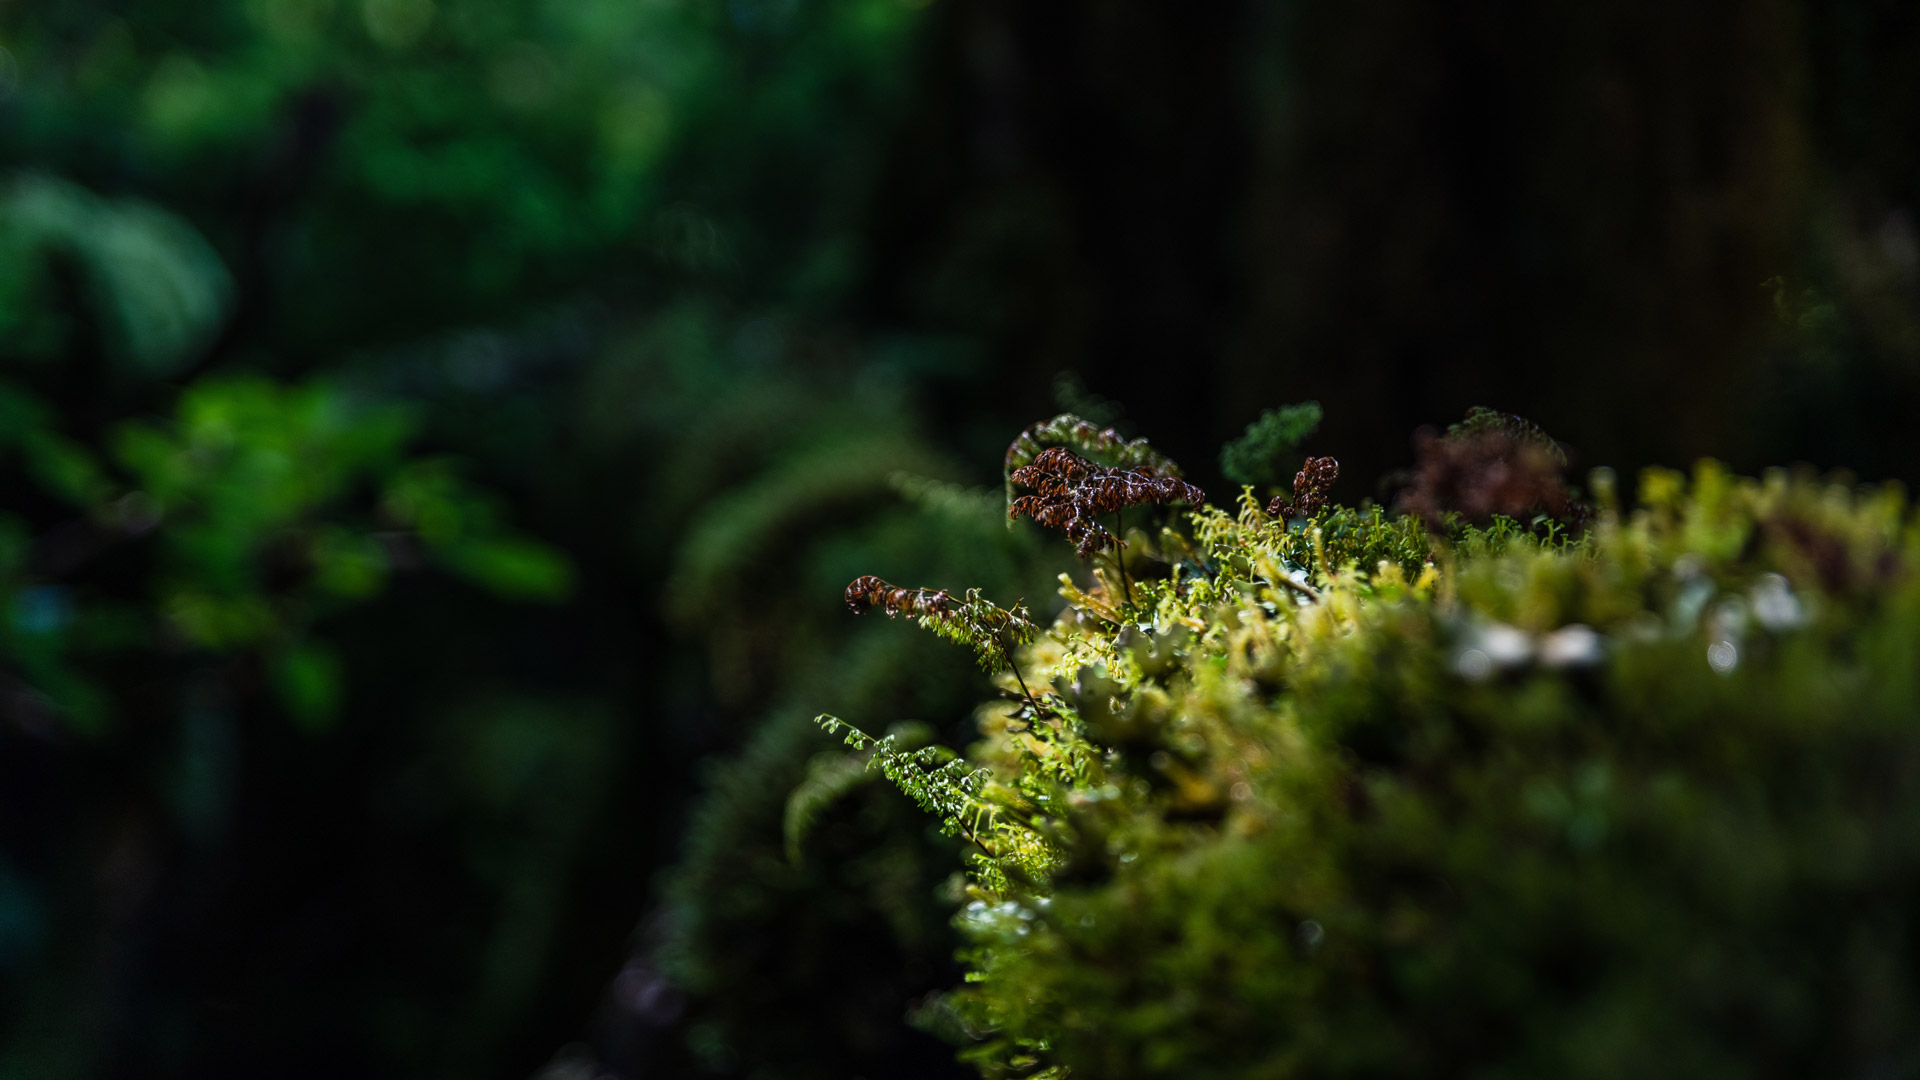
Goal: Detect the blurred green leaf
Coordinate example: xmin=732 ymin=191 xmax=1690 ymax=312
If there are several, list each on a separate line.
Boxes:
xmin=276 ymin=642 xmax=343 ymax=733
xmin=0 ymin=174 xmax=234 ymax=375
xmin=441 ymin=536 xmax=574 ymax=602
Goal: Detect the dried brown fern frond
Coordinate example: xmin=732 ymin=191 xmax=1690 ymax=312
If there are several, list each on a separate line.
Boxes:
xmin=1266 ymin=455 xmax=1340 ymax=520
xmin=1009 ymin=447 xmax=1206 ymax=559
xmin=1003 ymin=413 xmax=1183 ymax=518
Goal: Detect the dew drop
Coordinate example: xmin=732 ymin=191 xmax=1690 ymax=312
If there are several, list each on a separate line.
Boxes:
xmin=1707 ymin=640 xmax=1738 ymax=674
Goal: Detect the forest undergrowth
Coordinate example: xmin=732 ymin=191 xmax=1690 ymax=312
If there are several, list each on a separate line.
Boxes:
xmin=808 ymin=408 xmax=1920 ymax=1078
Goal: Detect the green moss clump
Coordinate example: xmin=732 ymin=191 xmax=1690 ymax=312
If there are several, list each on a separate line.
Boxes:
xmin=829 ymin=459 xmax=1920 ymax=1078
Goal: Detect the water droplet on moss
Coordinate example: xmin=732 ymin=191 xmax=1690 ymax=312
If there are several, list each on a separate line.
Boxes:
xmin=1707 ymin=640 xmax=1739 ymax=674
xmin=1540 ymin=624 xmax=1602 ymax=668
xmin=1296 ymin=919 xmax=1325 ymax=954
xmin=1752 ymin=573 xmax=1806 ymax=630
xmin=1456 ymin=649 xmax=1492 ymax=681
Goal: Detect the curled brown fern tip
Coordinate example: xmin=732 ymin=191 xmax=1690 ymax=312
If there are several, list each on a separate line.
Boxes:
xmin=1266 ymin=456 xmax=1340 ymax=520
xmin=844 ymin=576 xmax=1038 ymax=674
xmin=1010 ymin=447 xmax=1207 ymax=558
xmin=844 ymin=575 xmax=952 ymax=618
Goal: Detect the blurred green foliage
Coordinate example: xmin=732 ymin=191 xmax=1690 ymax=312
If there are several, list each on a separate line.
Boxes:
xmin=0 ymin=0 xmax=969 ymax=1076
xmin=652 ymin=380 xmax=1055 ymax=1077
xmin=0 ymin=173 xmax=232 ymax=372
xmin=1219 ymin=400 xmax=1322 ymax=491
xmin=1 ymin=362 xmax=566 ymax=735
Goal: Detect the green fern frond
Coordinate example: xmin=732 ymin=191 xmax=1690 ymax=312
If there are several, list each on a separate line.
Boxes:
xmin=844 ymin=577 xmax=1037 ymax=675
xmin=1219 ymin=401 xmax=1322 ymax=488
xmin=782 ymin=751 xmax=873 ymax=864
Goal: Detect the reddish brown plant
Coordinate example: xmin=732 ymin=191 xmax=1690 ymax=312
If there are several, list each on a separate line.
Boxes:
xmin=1009 ymin=447 xmax=1206 ymax=558
xmin=1001 ymin=413 xmax=1187 ymax=521
xmin=1395 ymin=410 xmax=1588 ymax=529
xmin=1267 ymin=456 xmax=1340 ymax=520
xmin=844 ymin=575 xmax=953 ymax=618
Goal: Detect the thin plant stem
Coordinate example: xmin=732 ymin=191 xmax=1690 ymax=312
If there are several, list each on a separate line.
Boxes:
xmin=998 ymin=632 xmax=1040 ymax=712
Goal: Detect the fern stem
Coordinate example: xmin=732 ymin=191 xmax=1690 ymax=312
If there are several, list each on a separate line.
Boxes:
xmin=998 ymin=632 xmax=1040 ymax=713
xmin=1115 ymin=506 xmax=1132 ymax=608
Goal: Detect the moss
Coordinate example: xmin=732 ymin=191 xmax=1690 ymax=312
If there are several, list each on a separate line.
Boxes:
xmin=839 ymin=458 xmax=1920 ymax=1077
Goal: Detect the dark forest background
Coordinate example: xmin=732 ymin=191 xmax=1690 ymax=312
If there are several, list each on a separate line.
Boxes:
xmin=1 ymin=1 xmax=1917 ymax=1077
